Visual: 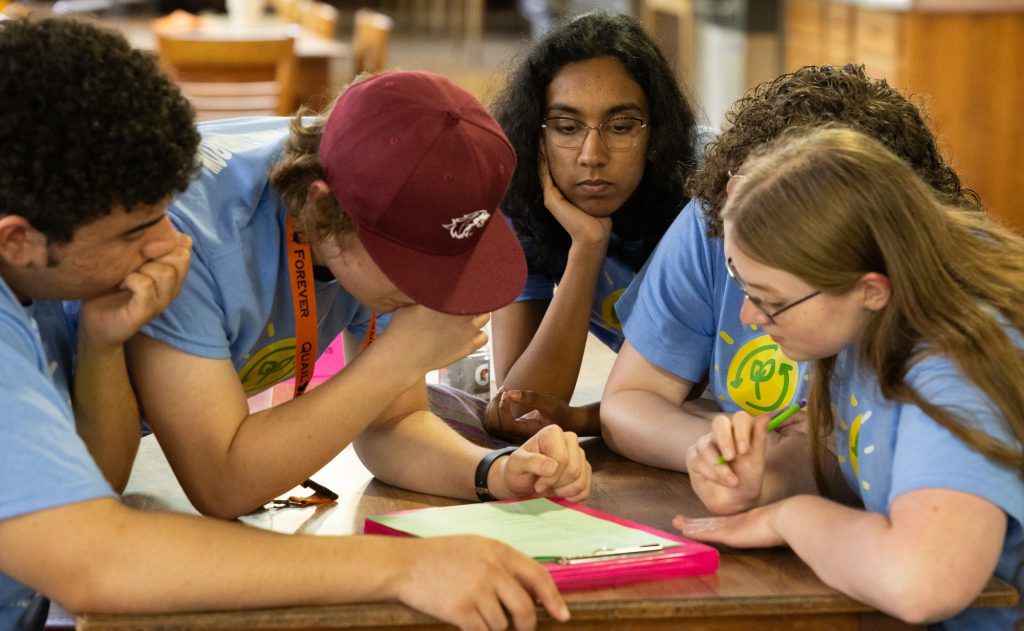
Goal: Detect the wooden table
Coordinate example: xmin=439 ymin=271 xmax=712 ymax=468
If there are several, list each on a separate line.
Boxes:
xmin=76 ymin=436 xmax=1018 ymax=629
xmin=101 ymin=13 xmax=352 ymax=111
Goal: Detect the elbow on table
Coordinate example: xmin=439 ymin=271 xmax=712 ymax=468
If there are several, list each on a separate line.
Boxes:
xmin=874 ymin=565 xmax=978 ymax=625
xmin=183 ymin=482 xmax=263 ymax=520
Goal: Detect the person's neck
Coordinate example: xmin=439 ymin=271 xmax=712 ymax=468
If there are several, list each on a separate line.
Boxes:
xmin=0 ymin=266 xmax=32 ymax=305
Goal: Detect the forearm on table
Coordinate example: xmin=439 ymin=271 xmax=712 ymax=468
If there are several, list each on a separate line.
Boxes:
xmin=601 ymin=389 xmax=710 ymax=472
xmin=354 ymin=409 xmax=488 ymax=501
xmin=133 ymin=335 xmax=428 ymax=517
xmin=73 ymin=339 xmax=140 ymax=492
xmin=772 ymin=494 xmax=998 ymax=623
xmin=499 ymin=243 xmax=607 ymax=402
xmin=1 ymin=498 xmax=411 ymax=614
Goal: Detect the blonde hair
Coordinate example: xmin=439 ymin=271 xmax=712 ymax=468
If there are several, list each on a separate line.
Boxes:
xmin=722 ymin=126 xmax=1024 ymax=488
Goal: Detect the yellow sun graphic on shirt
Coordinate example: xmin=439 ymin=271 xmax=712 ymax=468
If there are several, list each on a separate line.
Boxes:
xmin=601 ymin=288 xmax=626 ymax=332
xmin=839 ymin=393 xmax=875 ymax=491
xmin=237 ymin=323 xmax=297 ymax=396
xmin=722 ymin=332 xmax=799 ymax=415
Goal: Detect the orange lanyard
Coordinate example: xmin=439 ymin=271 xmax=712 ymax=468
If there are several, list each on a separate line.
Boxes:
xmin=285 ymin=214 xmax=318 ymax=399
xmin=362 ymin=312 xmax=377 ymax=351
xmin=282 ymin=215 xmax=337 ymax=506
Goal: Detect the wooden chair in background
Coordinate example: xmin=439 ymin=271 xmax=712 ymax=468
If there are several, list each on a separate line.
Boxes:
xmin=156 ymin=34 xmax=297 ymax=120
xmin=302 ymin=0 xmax=339 ymax=37
xmin=352 ymin=8 xmax=393 ymax=75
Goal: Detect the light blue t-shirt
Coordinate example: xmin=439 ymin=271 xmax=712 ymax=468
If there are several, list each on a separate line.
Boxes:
xmin=142 ymin=117 xmax=376 ymax=396
xmin=0 ymin=279 xmax=115 ymax=628
xmin=831 ymin=344 xmax=1023 ymax=630
xmin=516 ymin=234 xmax=637 ymax=351
xmin=513 ymin=127 xmax=717 ymax=354
xmin=616 ymin=199 xmax=809 ymax=415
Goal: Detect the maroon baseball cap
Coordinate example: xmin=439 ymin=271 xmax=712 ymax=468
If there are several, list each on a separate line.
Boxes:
xmin=319 ymin=70 xmax=526 ymax=315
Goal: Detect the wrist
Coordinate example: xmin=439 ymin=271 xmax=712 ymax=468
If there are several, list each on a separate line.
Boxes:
xmin=769 ymin=495 xmax=804 ymax=538
xmin=567 ymin=233 xmax=611 ymax=256
xmin=475 ymin=446 xmax=516 ymax=501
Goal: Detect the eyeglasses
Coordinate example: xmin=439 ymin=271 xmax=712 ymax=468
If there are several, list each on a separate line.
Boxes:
xmin=726 ymin=257 xmax=820 ymax=325
xmin=541 ymin=116 xmax=647 ymax=151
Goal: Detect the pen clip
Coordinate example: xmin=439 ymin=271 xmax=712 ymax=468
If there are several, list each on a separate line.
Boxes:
xmin=557 ymin=543 xmax=664 ymax=565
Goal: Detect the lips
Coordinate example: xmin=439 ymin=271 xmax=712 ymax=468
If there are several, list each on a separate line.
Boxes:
xmin=577 ymin=178 xmax=613 ymax=195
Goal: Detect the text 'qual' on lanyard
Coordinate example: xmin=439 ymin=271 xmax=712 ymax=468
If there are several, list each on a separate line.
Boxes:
xmin=286 ymin=216 xmax=378 ymax=395
xmin=283 ymin=214 xmax=335 ymax=507
xmin=280 ymin=215 xmax=376 ymax=508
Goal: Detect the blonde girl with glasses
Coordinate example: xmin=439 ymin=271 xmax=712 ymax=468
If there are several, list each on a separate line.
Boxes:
xmin=602 ymin=64 xmax=981 ymax=474
xmin=676 ymin=126 xmax=1023 ymax=630
xmin=483 ymin=11 xmax=710 ymax=439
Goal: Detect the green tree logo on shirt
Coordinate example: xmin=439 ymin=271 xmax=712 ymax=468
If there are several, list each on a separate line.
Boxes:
xmin=238 ymin=338 xmax=297 ymax=396
xmin=726 ymin=335 xmax=798 ymax=415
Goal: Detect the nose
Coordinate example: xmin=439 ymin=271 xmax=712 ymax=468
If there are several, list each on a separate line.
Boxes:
xmin=576 ymin=127 xmax=608 ymax=167
xmin=141 ymin=216 xmax=179 ymax=260
xmin=739 ymin=295 xmax=769 ymax=327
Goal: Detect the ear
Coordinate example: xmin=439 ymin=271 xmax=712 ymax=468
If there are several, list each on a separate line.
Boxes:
xmin=291 ymin=180 xmax=333 ymax=244
xmin=858 ymin=272 xmax=891 ymax=312
xmin=306 ymin=179 xmax=331 ymax=204
xmin=0 ymin=215 xmax=47 ymax=268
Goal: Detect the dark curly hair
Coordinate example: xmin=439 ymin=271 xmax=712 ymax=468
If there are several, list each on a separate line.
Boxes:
xmin=689 ymin=63 xmax=981 ymax=239
xmin=0 ymin=17 xmax=199 ymax=243
xmin=491 ymin=11 xmax=700 ymax=279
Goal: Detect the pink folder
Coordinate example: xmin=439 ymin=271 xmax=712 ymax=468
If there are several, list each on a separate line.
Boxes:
xmin=363 ymin=498 xmax=719 ymax=591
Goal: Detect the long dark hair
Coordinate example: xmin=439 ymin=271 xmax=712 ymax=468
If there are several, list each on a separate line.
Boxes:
xmin=492 ymin=11 xmax=699 ymax=278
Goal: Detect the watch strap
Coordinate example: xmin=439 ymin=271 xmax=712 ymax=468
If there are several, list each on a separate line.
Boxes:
xmin=474 ymin=446 xmax=517 ymax=502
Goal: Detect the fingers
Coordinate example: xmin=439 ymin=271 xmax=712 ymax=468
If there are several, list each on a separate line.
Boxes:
xmin=686 ymin=432 xmax=738 ymax=488
xmin=551 ymin=455 xmax=591 ymax=502
xmin=532 ymin=426 xmax=589 ymax=499
xmin=511 ymin=560 xmax=570 ymax=626
xmin=672 ymin=514 xmax=728 ymax=542
xmin=505 ymin=390 xmax=564 ymax=420
xmin=503 ymin=425 xmax=590 ymax=500
xmin=473 ymin=588 xmax=513 ymax=631
xmin=711 ymin=411 xmax=753 ymax=462
xmin=125 ymin=232 xmax=192 ymax=301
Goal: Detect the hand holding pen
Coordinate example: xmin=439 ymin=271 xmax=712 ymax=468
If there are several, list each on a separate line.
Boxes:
xmin=714 ymin=400 xmax=807 ymax=465
xmin=685 ymin=401 xmax=808 ymax=515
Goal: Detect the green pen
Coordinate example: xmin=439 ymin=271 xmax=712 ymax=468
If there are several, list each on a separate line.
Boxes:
xmin=714 ymin=399 xmax=807 ymax=465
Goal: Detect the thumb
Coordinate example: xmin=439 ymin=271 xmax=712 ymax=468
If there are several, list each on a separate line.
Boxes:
xmin=509 ymin=450 xmax=558 ymax=479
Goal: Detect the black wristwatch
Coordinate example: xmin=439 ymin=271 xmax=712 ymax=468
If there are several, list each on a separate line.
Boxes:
xmin=474 ymin=446 xmax=517 ymax=502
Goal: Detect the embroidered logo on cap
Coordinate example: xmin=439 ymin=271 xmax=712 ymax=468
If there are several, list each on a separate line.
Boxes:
xmin=443 ymin=209 xmax=491 ymax=239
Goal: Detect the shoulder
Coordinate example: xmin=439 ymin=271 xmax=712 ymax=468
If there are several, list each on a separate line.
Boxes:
xmin=190 ymin=116 xmax=292 ymax=184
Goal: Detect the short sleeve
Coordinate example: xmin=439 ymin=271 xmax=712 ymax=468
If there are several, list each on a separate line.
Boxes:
xmin=617 ymin=199 xmax=720 ymax=383
xmin=141 ymin=221 xmax=234 ymax=359
xmin=0 ymin=317 xmax=114 ymax=522
xmin=891 ymin=356 xmax=1024 ymax=546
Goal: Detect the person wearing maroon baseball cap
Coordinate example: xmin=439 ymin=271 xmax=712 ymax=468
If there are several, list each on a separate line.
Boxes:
xmin=4 ymin=20 xmax=577 ymax=631
xmin=127 ymin=70 xmax=591 ymax=628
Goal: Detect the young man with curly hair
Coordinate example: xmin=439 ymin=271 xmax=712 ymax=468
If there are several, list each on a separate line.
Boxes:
xmin=601 ymin=64 xmax=982 ymax=472
xmin=1 ymin=18 xmax=572 ymax=631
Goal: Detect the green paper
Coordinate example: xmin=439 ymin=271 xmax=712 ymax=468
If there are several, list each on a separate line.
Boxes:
xmin=367 ymin=498 xmax=680 ymax=561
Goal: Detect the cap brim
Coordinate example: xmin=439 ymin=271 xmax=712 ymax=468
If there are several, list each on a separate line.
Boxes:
xmin=357 ymin=209 xmax=527 ymax=315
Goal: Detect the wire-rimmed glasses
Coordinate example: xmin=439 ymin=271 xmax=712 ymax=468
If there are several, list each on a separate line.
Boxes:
xmin=541 ymin=116 xmax=647 ymax=151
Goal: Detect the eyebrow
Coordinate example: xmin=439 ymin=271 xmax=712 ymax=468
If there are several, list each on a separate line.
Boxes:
xmin=117 ymin=214 xmax=166 ymax=238
xmin=744 ymin=280 xmax=777 ymax=294
xmin=546 ymin=102 xmax=646 ymax=117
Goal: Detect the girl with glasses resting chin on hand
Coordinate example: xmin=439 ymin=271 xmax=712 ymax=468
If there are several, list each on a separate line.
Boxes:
xmin=676 ymin=126 xmax=1023 ymax=631
xmin=479 ymin=11 xmax=710 ymax=439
